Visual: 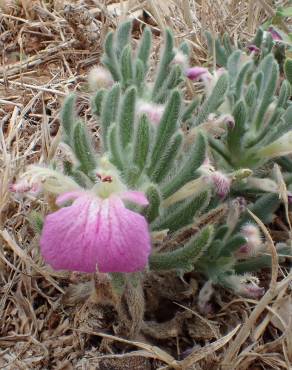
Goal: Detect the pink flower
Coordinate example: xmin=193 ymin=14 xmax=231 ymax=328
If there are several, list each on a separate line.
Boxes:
xmin=137 ymin=101 xmax=164 ymax=125
xmin=186 ymin=66 xmax=210 ymax=81
xmin=40 ymin=190 xmax=151 ymax=273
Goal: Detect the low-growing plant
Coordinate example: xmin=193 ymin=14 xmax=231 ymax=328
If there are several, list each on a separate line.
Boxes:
xmin=10 ymin=21 xmax=292 ymax=336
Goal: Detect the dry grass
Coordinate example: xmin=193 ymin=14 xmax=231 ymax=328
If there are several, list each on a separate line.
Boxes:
xmin=1 ymin=0 xmax=292 ymax=369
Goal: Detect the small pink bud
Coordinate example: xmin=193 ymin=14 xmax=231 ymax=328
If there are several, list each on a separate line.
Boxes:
xmin=240 ymin=283 xmax=265 ymax=299
xmin=247 ymin=44 xmax=261 ymax=54
xmin=186 ymin=66 xmax=210 ymax=81
xmin=198 ymin=281 xmax=214 ymax=314
xmin=88 ymin=66 xmax=113 ymax=91
xmin=211 ymin=171 xmax=231 ymax=198
xmin=237 ymin=223 xmax=262 ymax=257
xmin=9 ymin=179 xmax=41 ymax=195
xmin=268 ymin=27 xmax=282 ymax=41
xmin=173 ymin=51 xmax=188 ymax=69
xmin=137 ymin=101 xmax=164 ymax=125
xmin=216 ymin=114 xmax=235 ymax=129
xmin=200 ymin=161 xmax=231 ymax=198
xmin=229 ymin=274 xmax=265 ymax=299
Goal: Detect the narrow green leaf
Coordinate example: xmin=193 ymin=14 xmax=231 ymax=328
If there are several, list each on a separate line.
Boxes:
xmin=194 ymin=73 xmax=229 ymax=126
xmin=162 ymin=132 xmax=206 ymax=198
xmin=73 ymin=121 xmax=97 ymax=175
xmin=144 ymin=184 xmax=161 ymax=223
xmin=152 ymin=29 xmax=175 ymax=97
xmin=61 ymin=94 xmax=76 ymax=141
xmin=118 ymin=86 xmax=137 ymax=148
xmin=151 ymin=132 xmax=183 ymax=183
xmin=149 ymin=226 xmax=213 ymax=271
xmin=137 ymin=27 xmax=152 ymax=68
xmin=153 ymin=191 xmax=209 ymax=232
xmin=100 ymin=83 xmax=121 ymax=149
xmin=148 ymin=90 xmax=181 ymax=174
xmin=133 ymin=114 xmax=150 ymax=172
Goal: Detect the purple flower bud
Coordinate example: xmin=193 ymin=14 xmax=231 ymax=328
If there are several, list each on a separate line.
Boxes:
xmin=211 ymin=171 xmax=231 ymax=198
xmin=137 ymin=101 xmax=164 ymax=125
xmin=9 ymin=179 xmax=41 ymax=195
xmin=237 ymin=224 xmax=262 ymax=257
xmin=185 ymin=66 xmax=210 ymax=81
xmin=229 ymin=274 xmax=265 ymax=299
xmin=222 ymin=114 xmax=235 ymax=129
xmin=247 ymin=44 xmax=260 ymax=54
xmin=268 ymin=27 xmax=282 ymax=41
xmin=173 ymin=51 xmax=188 ymax=69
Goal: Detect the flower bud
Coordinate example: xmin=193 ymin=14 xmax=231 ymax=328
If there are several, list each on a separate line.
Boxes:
xmin=88 ymin=66 xmax=113 ymax=91
xmin=9 ymin=178 xmax=41 ymax=196
xmin=200 ymin=162 xmax=231 ymax=198
xmin=268 ymin=26 xmax=282 ymax=41
xmin=237 ymin=223 xmax=262 ymax=257
xmin=198 ymin=280 xmax=214 ymax=314
xmin=186 ymin=66 xmax=210 ymax=81
xmin=247 ymin=44 xmax=260 ymax=54
xmin=137 ymin=101 xmax=164 ymax=125
xmin=173 ymin=50 xmax=188 ymax=69
xmin=228 ymin=274 xmax=265 ymax=298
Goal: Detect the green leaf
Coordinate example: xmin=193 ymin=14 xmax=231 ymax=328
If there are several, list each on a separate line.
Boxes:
xmin=100 ymin=83 xmax=121 ymax=149
xmin=108 ymin=124 xmax=124 ymax=171
xmin=148 ymin=90 xmax=181 ymax=174
xmin=194 ymin=73 xmax=229 ymax=126
xmin=284 ymin=58 xmax=292 ymax=85
xmin=153 ymin=191 xmax=209 ymax=232
xmin=118 ymin=86 xmax=136 ymax=148
xmin=152 ymin=29 xmax=175 ymax=97
xmin=137 ymin=27 xmax=152 ymax=69
xmin=219 ymin=234 xmax=247 ymax=257
xmin=149 ymin=226 xmax=213 ymax=271
xmin=73 ymin=121 xmax=97 ymax=175
xmin=102 ymin=31 xmax=121 ymax=82
xmin=133 ymin=114 xmax=150 ymax=172
xmin=227 ymin=100 xmax=247 ymax=155
xmin=151 ymin=132 xmax=183 ymax=183
xmin=121 ymin=45 xmax=133 ymax=88
xmin=162 ymin=132 xmax=206 ymax=198
xmin=61 ymin=94 xmax=76 ymax=142
xmin=116 ymin=20 xmax=133 ymax=59
xmin=92 ymin=89 xmax=106 ymax=117
xmin=144 ymin=184 xmax=161 ymax=223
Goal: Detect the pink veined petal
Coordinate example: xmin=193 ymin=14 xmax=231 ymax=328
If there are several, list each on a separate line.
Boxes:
xmin=40 ymin=193 xmax=151 ymax=273
xmin=56 ymin=190 xmax=85 ymax=206
xmin=120 ymin=191 xmax=149 ymax=206
xmin=95 ymin=196 xmax=151 ymax=272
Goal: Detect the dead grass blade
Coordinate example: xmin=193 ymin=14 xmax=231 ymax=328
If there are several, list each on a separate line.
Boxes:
xmin=0 ymin=229 xmax=64 ymax=293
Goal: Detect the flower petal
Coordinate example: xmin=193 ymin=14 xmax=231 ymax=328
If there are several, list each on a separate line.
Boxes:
xmin=95 ymin=196 xmax=151 ymax=272
xmin=56 ymin=191 xmax=86 ymax=206
xmin=40 ymin=193 xmax=151 ymax=273
xmin=121 ymin=191 xmax=149 ymax=206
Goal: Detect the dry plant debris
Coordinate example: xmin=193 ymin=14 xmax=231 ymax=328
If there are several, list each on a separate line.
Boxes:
xmin=0 ymin=0 xmax=292 ymax=369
